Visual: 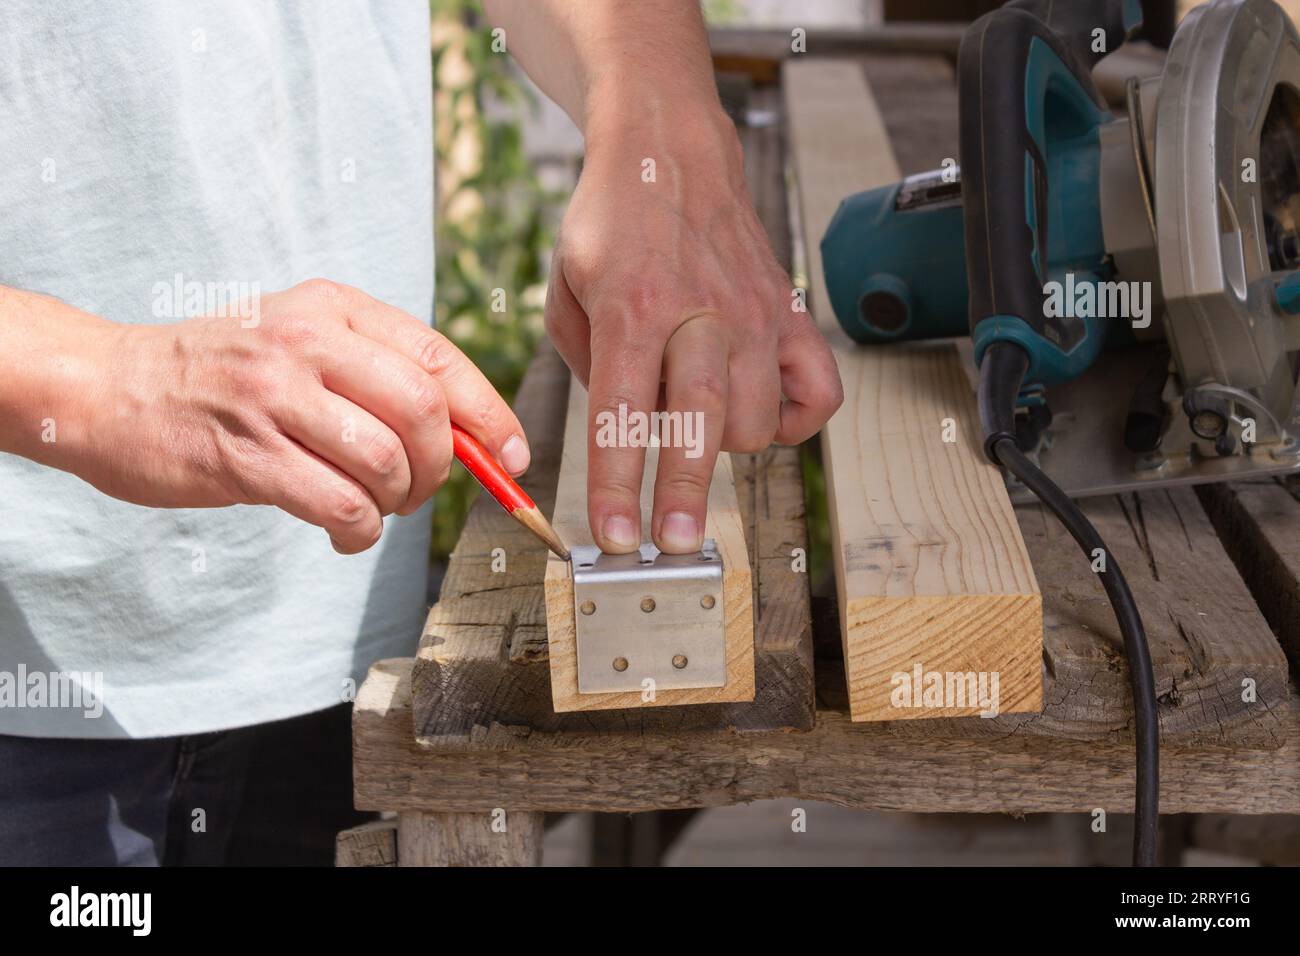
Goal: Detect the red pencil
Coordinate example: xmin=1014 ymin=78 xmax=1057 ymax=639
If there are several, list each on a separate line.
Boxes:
xmin=450 ymin=423 xmax=569 ymax=561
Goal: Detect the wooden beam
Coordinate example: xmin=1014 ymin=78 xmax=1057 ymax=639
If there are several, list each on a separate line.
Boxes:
xmin=335 ymin=819 xmax=397 ymax=867
xmin=708 ymin=24 xmax=967 ymax=70
xmin=543 ymin=383 xmax=755 ymax=712
xmin=1199 ymin=477 xmax=1300 ymax=672
xmin=783 ymin=59 xmax=1041 ymax=722
xmin=396 ymin=811 xmax=543 ymax=867
xmin=354 ymin=658 xmax=1300 ymax=815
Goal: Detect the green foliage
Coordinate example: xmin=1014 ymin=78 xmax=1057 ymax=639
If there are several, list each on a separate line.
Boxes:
xmin=429 ymin=0 xmax=559 ymax=559
xmin=702 ymin=0 xmax=744 ymax=24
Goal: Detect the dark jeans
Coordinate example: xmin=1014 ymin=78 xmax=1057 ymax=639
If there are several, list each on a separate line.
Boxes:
xmin=0 ymin=703 xmax=369 ymax=866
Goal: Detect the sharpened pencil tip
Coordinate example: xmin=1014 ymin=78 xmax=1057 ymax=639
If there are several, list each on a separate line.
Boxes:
xmin=513 ymin=504 xmax=569 ymax=562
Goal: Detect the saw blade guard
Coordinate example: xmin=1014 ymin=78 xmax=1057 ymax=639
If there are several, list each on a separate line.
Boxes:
xmin=1155 ymin=0 xmax=1300 ymax=437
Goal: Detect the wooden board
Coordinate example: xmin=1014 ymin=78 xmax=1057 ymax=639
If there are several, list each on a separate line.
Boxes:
xmin=784 ymin=58 xmax=1042 ymax=721
xmin=542 ymin=383 xmax=755 ymax=712
xmin=357 ymin=657 xmax=1300 ymax=816
xmin=1199 ymin=476 xmax=1300 ymax=671
xmin=335 ymin=820 xmax=397 ymax=867
xmin=396 ymin=811 xmax=543 ymax=867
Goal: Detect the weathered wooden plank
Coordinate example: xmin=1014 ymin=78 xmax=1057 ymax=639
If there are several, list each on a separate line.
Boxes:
xmin=543 ymin=382 xmax=755 ymax=712
xmin=1017 ymin=488 xmax=1291 ymax=747
xmin=335 ymin=819 xmax=397 ymax=868
xmin=784 ymin=58 xmax=1042 ymax=722
xmin=396 ymin=810 xmax=543 ymax=867
xmin=356 ymin=658 xmax=1300 ymax=815
xmin=1198 ymin=476 xmax=1300 ymax=671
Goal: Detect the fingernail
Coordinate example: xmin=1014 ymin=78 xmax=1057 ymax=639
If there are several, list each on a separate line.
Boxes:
xmin=660 ymin=511 xmax=701 ymax=552
xmin=501 ymin=435 xmax=530 ymax=476
xmin=601 ymin=514 xmax=639 ymax=551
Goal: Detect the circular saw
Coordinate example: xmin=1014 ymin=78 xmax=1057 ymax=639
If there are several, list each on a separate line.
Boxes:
xmin=821 ymin=0 xmax=1300 ymax=497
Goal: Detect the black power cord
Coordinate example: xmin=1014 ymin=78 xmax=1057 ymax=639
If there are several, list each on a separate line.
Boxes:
xmin=978 ymin=342 xmax=1159 ymax=867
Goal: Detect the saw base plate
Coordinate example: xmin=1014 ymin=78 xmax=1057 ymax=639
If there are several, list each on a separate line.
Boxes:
xmin=996 ymin=343 xmax=1300 ymax=502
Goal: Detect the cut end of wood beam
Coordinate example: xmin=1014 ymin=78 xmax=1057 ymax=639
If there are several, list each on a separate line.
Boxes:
xmin=845 ymin=593 xmax=1043 ymax=721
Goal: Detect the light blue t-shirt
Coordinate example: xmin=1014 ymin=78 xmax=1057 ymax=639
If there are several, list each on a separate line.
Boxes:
xmin=0 ymin=1 xmax=435 ymax=737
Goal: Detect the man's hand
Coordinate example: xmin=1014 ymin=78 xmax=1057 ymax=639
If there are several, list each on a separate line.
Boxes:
xmin=2 ymin=280 xmax=528 ymax=553
xmin=547 ymin=110 xmax=842 ymax=554
xmin=484 ymin=0 xmax=843 ymax=555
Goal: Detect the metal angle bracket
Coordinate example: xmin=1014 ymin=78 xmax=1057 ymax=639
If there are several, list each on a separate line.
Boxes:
xmin=571 ymin=539 xmax=726 ymax=694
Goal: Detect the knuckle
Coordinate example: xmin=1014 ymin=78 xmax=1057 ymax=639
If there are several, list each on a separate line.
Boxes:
xmin=409 ymin=380 xmax=447 ymax=424
xmin=726 ymin=420 xmax=777 ymax=454
xmin=542 ymin=299 xmax=568 ymax=339
xmin=468 ymin=393 xmax=512 ymax=437
xmin=741 ymin=291 xmax=778 ymax=330
xmin=433 ymin=450 xmax=453 ymax=491
xmin=414 ymin=331 xmax=452 ymax=375
xmin=728 ymin=436 xmax=770 ymax=454
xmin=296 ymin=277 xmax=349 ymax=303
xmin=331 ymin=485 xmax=373 ymax=528
xmin=266 ymin=314 xmax=319 ymax=351
xmin=683 ymin=370 xmax=727 ymax=409
xmin=554 ymin=232 xmax=597 ymax=283
xmin=589 ymin=390 xmax=640 ymax=422
xmin=622 ymin=280 xmax=666 ymax=320
xmin=366 ymin=431 xmax=404 ymax=479
xmin=591 ymin=471 xmax=643 ymax=504
xmin=819 ymin=374 xmax=845 ymax=415
xmin=662 ymin=467 xmax=712 ymax=497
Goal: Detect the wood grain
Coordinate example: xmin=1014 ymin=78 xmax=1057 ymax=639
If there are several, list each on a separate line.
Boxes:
xmin=335 ymin=819 xmax=397 ymax=867
xmin=543 ymin=383 xmax=755 ymax=711
xmin=1199 ymin=476 xmax=1300 ymax=671
xmin=784 ymin=58 xmax=1042 ymax=721
xmin=357 ymin=658 xmax=1300 ymax=815
xmin=396 ymin=810 xmax=543 ymax=867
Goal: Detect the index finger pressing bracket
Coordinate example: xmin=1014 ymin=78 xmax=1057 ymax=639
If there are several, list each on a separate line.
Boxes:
xmin=571 ymin=539 xmax=726 ymax=694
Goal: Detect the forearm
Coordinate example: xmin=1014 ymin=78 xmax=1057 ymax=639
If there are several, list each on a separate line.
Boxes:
xmin=481 ymin=0 xmax=724 ymax=138
xmin=0 ymin=285 xmax=112 ymax=468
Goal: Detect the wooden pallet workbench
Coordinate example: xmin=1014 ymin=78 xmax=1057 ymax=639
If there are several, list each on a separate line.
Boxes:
xmin=343 ymin=53 xmax=1300 ymax=867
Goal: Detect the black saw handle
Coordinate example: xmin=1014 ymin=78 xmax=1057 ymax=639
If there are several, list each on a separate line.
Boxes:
xmin=957 ymin=0 xmax=1143 ymax=375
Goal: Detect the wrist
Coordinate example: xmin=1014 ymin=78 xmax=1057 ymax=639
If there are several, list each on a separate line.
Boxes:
xmin=0 ymin=287 xmax=121 ymax=472
xmin=583 ymin=84 xmax=742 ymax=182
